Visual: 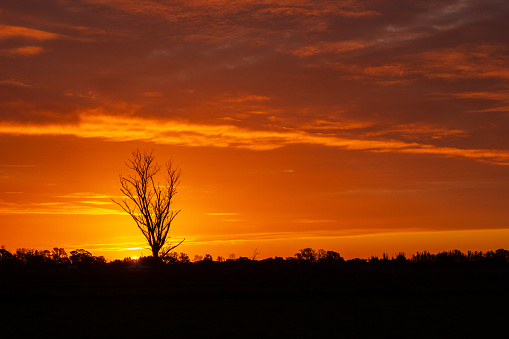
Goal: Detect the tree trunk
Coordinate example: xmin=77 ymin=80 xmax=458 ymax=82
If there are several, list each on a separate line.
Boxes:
xmin=152 ymin=248 xmax=159 ymax=260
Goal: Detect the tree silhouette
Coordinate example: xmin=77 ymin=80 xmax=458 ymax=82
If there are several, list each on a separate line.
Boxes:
xmin=51 ymin=247 xmax=70 ymax=265
xmin=113 ymin=149 xmax=184 ymax=261
xmin=295 ymin=248 xmax=317 ymax=262
xmin=70 ymin=249 xmax=94 ymax=264
xmin=179 ymin=252 xmax=190 ymax=263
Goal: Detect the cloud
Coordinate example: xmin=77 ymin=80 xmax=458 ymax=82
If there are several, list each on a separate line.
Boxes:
xmin=54 ymin=192 xmax=115 ymax=199
xmin=0 ymin=191 xmax=122 ymax=215
xmin=0 ymin=46 xmax=45 ymax=56
xmin=470 ymin=106 xmax=509 ymax=113
xmin=302 ymin=119 xmax=373 ymax=131
xmin=290 ymin=40 xmax=367 ymax=57
xmin=0 ymin=201 xmax=122 ymax=215
xmin=0 ymin=25 xmax=60 ymax=40
xmin=443 ymin=91 xmax=509 ymax=101
xmin=367 ymin=123 xmax=467 ymax=139
xmin=59 ymin=240 xmax=147 ymax=252
xmin=181 ymin=228 xmax=399 ymax=246
xmin=420 ymin=44 xmax=509 ymax=80
xmin=141 ymin=91 xmax=163 ymax=97
xmin=293 ymin=219 xmax=336 ymax=224
xmin=224 ymin=94 xmax=270 ymax=103
xmin=0 ymin=79 xmax=32 ymax=87
xmin=0 ymin=113 xmax=509 ymax=165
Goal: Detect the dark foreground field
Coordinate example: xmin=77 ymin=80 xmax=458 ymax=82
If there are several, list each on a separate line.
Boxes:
xmin=1 ymin=266 xmax=508 ymax=338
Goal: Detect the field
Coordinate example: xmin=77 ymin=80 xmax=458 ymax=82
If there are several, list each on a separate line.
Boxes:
xmin=1 ymin=266 xmax=508 ymax=338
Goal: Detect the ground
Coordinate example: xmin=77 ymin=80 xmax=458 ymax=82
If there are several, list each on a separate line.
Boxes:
xmin=1 ymin=267 xmax=507 ymax=338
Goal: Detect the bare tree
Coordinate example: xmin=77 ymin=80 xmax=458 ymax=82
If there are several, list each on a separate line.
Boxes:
xmin=113 ymin=149 xmax=184 ymax=261
xmin=252 ymin=248 xmax=260 ymax=261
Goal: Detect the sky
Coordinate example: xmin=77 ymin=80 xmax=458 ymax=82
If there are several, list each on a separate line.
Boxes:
xmin=1 ymin=0 xmax=509 ymax=260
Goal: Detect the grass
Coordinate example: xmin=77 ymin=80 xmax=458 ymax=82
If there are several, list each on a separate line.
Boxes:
xmin=1 ymin=268 xmax=508 ymax=338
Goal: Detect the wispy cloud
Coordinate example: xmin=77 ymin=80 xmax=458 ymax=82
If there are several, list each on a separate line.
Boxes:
xmin=0 ymin=200 xmax=122 ymax=215
xmin=0 ymin=46 xmax=45 ymax=57
xmin=0 ymin=113 xmax=508 ymax=165
xmin=0 ymin=25 xmax=61 ymax=40
xmin=367 ymin=123 xmax=467 ymax=139
xmin=181 ymin=228 xmax=400 ymax=246
xmin=60 ymin=240 xmax=147 ymax=252
xmin=53 ymin=192 xmax=116 ymax=199
xmin=0 ymin=79 xmax=32 ymax=87
xmin=420 ymin=44 xmax=509 ymax=80
xmin=293 ymin=219 xmax=336 ymax=224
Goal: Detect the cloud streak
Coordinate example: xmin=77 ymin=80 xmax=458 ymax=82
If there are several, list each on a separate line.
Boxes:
xmin=0 ymin=25 xmax=61 ymax=40
xmin=0 ymin=113 xmax=508 ymax=164
xmin=0 ymin=201 xmax=122 ymax=215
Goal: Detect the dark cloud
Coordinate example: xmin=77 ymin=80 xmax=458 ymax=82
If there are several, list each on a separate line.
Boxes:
xmin=1 ymin=0 xmax=508 ymax=150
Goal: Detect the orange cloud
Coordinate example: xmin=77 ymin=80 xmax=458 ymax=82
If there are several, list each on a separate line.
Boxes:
xmin=0 ymin=79 xmax=32 ymax=87
xmin=224 ymin=94 xmax=270 ymax=103
xmin=0 ymin=25 xmax=60 ymax=40
xmin=367 ymin=123 xmax=467 ymax=139
xmin=434 ymin=91 xmax=509 ymax=113
xmin=420 ymin=45 xmax=509 ymax=80
xmin=141 ymin=91 xmax=163 ymax=97
xmin=290 ymin=40 xmax=366 ymax=57
xmin=470 ymin=106 xmax=509 ymax=113
xmin=0 ymin=201 xmax=122 ymax=215
xmin=444 ymin=91 xmax=509 ymax=101
xmin=0 ymin=113 xmax=508 ymax=165
xmin=0 ymin=46 xmax=44 ymax=56
xmin=289 ymin=31 xmax=430 ymax=58
xmin=303 ymin=119 xmax=373 ymax=130
xmin=0 ymin=190 xmax=122 ymax=216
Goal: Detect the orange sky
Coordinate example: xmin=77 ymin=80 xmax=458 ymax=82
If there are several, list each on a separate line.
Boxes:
xmin=1 ymin=0 xmax=509 ymax=260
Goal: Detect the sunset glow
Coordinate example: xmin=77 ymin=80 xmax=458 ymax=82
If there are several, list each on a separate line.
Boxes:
xmin=1 ymin=1 xmax=509 ymax=260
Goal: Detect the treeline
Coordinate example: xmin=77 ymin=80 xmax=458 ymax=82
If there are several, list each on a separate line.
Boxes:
xmin=2 ymin=246 xmax=509 ymax=272
xmin=0 ymin=247 xmax=105 ymax=271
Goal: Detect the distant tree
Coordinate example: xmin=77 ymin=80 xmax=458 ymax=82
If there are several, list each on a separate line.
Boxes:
xmin=0 ymin=246 xmax=13 ymax=260
xmin=203 ymin=254 xmax=213 ymax=261
xmin=14 ymin=248 xmax=53 ymax=268
xmin=113 ymin=149 xmax=184 ymax=261
xmin=467 ymin=250 xmax=483 ymax=262
xmin=51 ymin=247 xmax=70 ymax=265
xmin=178 ymin=252 xmax=190 ymax=263
xmin=95 ymin=255 xmax=106 ymax=264
xmin=70 ymin=249 xmax=105 ymax=266
xmin=494 ymin=249 xmax=509 ymax=261
xmin=0 ymin=247 xmax=16 ymax=269
xmin=162 ymin=251 xmax=178 ymax=264
xmin=295 ymin=248 xmax=317 ymax=262
xmin=317 ymin=249 xmax=327 ymax=261
xmin=394 ymin=252 xmax=407 ymax=262
xmin=228 ymin=253 xmax=237 ymax=261
xmin=193 ymin=255 xmax=203 ymax=262
xmin=326 ymin=251 xmax=344 ymax=262
xmin=70 ymin=249 xmax=93 ymax=265
xmin=39 ymin=250 xmax=51 ymax=260
xmin=15 ymin=248 xmax=37 ymax=265
xmin=216 ymin=256 xmax=225 ymax=262
xmin=252 ymin=248 xmax=260 ymax=261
